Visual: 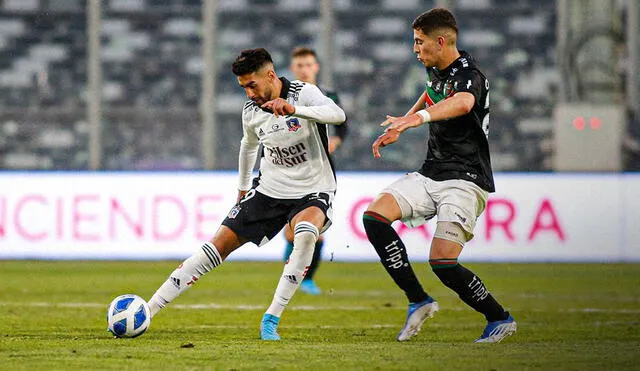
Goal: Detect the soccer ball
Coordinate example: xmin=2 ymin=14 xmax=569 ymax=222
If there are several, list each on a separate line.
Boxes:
xmin=106 ymin=294 xmax=151 ymax=338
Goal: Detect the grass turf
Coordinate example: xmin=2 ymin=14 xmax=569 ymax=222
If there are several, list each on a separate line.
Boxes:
xmin=0 ymin=261 xmax=639 ymax=370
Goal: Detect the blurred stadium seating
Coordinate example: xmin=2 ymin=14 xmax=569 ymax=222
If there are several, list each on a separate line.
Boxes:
xmin=0 ymin=0 xmax=605 ymax=172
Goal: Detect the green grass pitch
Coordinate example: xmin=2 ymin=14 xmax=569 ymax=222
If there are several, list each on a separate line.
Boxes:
xmin=1 ymin=261 xmax=639 ymax=370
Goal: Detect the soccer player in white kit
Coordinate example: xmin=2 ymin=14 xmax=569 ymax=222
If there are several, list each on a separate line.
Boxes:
xmin=146 ymin=48 xmax=345 ymax=340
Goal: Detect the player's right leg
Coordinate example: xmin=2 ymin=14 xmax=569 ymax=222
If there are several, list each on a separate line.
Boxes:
xmin=362 ymin=180 xmax=438 ymax=341
xmin=283 ymin=225 xmax=323 ymax=295
xmin=147 ymin=225 xmax=246 ymax=317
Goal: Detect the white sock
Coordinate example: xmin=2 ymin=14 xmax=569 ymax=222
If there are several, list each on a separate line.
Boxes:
xmin=148 ymin=242 xmax=222 ymax=317
xmin=266 ymin=222 xmax=318 ymax=318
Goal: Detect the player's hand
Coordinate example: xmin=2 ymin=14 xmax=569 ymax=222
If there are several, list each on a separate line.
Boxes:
xmin=380 ymin=113 xmax=423 ymax=133
xmin=372 ymin=128 xmax=401 ymax=159
xmin=328 ymin=136 xmax=342 ymax=154
xmin=261 ymin=98 xmax=295 ymax=117
xmin=236 ymin=190 xmax=248 ymax=204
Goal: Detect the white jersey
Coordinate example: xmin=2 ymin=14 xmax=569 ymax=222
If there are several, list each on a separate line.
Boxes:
xmin=237 ymin=78 xmax=346 ymax=199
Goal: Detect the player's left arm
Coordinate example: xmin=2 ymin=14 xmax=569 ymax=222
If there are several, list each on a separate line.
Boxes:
xmin=261 ymin=84 xmax=346 ymax=125
xmin=381 ymin=93 xmax=474 ymax=133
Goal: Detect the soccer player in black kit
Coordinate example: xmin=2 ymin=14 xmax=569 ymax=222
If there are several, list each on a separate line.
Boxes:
xmin=365 ymin=8 xmax=516 ymax=343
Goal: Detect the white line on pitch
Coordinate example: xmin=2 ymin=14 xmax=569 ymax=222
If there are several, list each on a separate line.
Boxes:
xmin=0 ymin=302 xmax=639 ymax=314
xmin=195 ymin=324 xmax=400 ymax=329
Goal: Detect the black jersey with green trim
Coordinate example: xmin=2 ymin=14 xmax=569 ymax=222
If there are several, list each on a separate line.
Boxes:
xmin=419 ymin=51 xmax=495 ymax=192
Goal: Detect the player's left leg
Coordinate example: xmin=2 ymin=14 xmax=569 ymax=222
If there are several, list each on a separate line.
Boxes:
xmin=430 ymin=222 xmax=516 ymax=343
xmin=261 ymin=205 xmax=326 ymax=340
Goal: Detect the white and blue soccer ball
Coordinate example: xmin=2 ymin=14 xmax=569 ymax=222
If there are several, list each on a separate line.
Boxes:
xmin=106 ymin=294 xmax=151 ymax=338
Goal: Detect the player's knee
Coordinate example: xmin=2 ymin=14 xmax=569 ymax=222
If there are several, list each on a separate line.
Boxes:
xmin=362 ymin=211 xmax=392 ymax=239
xmin=365 ymin=193 xmax=402 ymax=221
xmin=211 ymin=225 xmax=245 ymax=260
xmin=284 ymin=224 xmax=295 ymax=242
xmin=293 ymin=221 xmax=319 ymax=250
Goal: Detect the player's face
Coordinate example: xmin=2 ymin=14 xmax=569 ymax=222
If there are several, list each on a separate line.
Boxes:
xmin=290 ymin=55 xmax=319 ymax=83
xmin=413 ymin=29 xmax=443 ymax=68
xmin=237 ymin=68 xmax=275 ymax=106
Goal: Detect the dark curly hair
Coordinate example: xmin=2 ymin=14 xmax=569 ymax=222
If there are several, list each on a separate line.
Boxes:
xmin=412 ymin=8 xmax=458 ymax=36
xmin=232 ymin=48 xmax=274 ymax=76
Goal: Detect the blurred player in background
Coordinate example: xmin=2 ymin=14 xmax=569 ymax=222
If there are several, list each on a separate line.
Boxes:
xmin=364 ymin=8 xmax=516 ymax=343
xmin=282 ymin=47 xmax=349 ymax=295
xmin=147 ymin=48 xmax=345 ymax=340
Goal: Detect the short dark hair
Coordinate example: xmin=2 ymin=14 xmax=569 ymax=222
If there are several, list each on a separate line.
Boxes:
xmin=412 ymin=8 xmax=458 ymax=36
xmin=291 ymin=47 xmax=317 ymax=59
xmin=232 ymin=48 xmax=273 ymax=76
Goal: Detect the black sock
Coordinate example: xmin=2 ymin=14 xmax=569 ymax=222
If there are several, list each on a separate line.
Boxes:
xmin=363 ymin=211 xmax=429 ymax=303
xmin=304 ymin=239 xmax=323 ymax=280
xmin=430 ymin=259 xmax=509 ymax=322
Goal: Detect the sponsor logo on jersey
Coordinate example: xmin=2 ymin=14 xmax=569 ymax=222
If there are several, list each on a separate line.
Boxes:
xmin=259 ymin=128 xmax=265 ymax=136
xmin=286 ymin=118 xmax=301 ymax=132
xmin=265 ymin=122 xmax=285 ymax=135
xmin=266 ymin=142 xmax=309 ymax=167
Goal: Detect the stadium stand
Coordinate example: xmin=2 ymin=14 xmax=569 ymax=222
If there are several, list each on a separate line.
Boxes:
xmin=0 ymin=0 xmax=562 ymax=171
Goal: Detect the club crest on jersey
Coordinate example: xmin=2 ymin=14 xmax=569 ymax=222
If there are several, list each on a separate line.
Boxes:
xmin=286 ymin=118 xmax=301 ymax=132
xmin=444 ymin=81 xmax=455 ymax=97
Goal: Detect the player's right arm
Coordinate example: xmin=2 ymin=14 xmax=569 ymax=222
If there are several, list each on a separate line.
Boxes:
xmin=372 ymin=92 xmax=474 ymax=159
xmin=237 ymin=107 xmax=260 ymax=202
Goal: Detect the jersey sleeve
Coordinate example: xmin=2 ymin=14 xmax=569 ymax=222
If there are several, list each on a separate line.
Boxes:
xmin=451 ymin=69 xmax=485 ymax=103
xmin=325 ymin=90 xmax=349 ymax=140
xmin=291 ymin=83 xmax=346 ymax=125
xmin=237 ymin=106 xmax=260 ymax=191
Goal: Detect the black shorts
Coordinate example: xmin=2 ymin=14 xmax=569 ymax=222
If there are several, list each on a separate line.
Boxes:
xmin=221 ymin=190 xmax=333 ymax=246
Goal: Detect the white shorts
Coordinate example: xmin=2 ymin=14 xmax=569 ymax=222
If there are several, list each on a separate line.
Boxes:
xmin=382 ymin=172 xmax=488 ymax=241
